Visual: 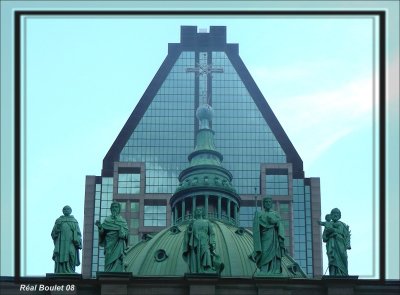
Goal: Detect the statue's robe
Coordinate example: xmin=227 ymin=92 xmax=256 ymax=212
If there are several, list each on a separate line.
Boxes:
xmin=323 ymin=220 xmax=351 ymax=276
xmin=99 ymin=215 xmax=128 ymax=272
xmin=183 ymin=218 xmax=216 ymax=273
xmin=253 ymin=210 xmax=285 ymax=274
xmin=51 ymin=215 xmax=82 ymax=273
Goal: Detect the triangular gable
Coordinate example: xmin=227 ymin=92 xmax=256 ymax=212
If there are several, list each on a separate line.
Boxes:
xmin=102 ymin=26 xmax=304 ymax=178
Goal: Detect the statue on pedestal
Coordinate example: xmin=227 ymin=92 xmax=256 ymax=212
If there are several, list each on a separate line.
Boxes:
xmin=183 ymin=207 xmax=223 ymax=274
xmin=253 ymin=197 xmax=286 ymax=275
xmin=319 ymin=208 xmax=351 ymax=276
xmin=95 ymin=202 xmax=128 ymax=272
xmin=51 ymin=205 xmax=82 ymax=273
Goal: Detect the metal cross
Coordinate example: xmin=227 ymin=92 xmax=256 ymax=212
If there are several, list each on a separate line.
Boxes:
xmin=186 ymin=55 xmax=223 ymax=104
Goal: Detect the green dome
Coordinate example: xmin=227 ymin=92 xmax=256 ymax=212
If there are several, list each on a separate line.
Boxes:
xmin=124 ymin=220 xmax=307 ymax=278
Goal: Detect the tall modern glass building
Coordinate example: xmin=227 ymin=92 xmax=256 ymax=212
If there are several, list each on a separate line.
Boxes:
xmin=82 ymin=26 xmax=322 ymax=278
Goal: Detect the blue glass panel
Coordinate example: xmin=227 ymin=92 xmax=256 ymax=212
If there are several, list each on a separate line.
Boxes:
xmin=120 ymin=52 xmax=195 ymax=194
xmin=239 ymin=206 xmax=257 ymax=228
xmin=144 ymin=205 xmax=167 ymax=226
xmin=211 ymin=52 xmax=287 ymax=195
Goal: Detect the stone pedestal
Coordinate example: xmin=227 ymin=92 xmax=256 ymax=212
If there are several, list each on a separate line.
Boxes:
xmin=96 ymin=272 xmax=132 ymax=279
xmin=45 ymin=274 xmax=82 ymax=295
xmin=253 ymin=271 xmax=288 ymax=279
xmin=322 ymin=275 xmax=359 ymax=295
xmin=46 ymin=273 xmax=82 ymax=280
xmin=322 ymin=275 xmax=359 ymax=280
xmin=184 ymin=273 xmax=220 ymax=279
xmin=255 ymin=278 xmax=291 ymax=295
xmin=185 ymin=273 xmax=219 ymax=295
xmin=256 ymin=287 xmax=291 ymax=295
xmin=189 ymin=284 xmax=216 ymax=295
xmin=97 ymin=272 xmax=132 ymax=295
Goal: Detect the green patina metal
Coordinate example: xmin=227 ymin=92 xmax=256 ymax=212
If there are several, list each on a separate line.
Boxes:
xmin=175 ymin=167 xmax=236 ymax=195
xmin=124 ymin=218 xmax=307 ymax=278
xmin=182 ymin=207 xmax=223 ymax=274
xmin=175 ymin=104 xmax=235 ymax=197
xmin=253 ymin=197 xmax=287 ymax=276
xmin=190 ymin=129 xmax=220 ymax=161
xmin=172 ymin=104 xmax=239 ymax=228
xmin=51 ymin=205 xmax=82 ymax=274
xmin=95 ymin=202 xmax=128 ymax=272
xmin=319 ymin=208 xmax=351 ymax=276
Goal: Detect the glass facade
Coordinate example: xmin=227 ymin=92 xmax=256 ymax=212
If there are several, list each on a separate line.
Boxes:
xmin=212 ymin=52 xmax=286 ymax=195
xmin=130 ymin=201 xmax=139 ymax=212
xmin=144 ymin=205 xmax=167 ymax=226
xmin=239 ymin=206 xmax=257 ymax=228
xmin=120 ymin=51 xmax=195 ymax=193
xmin=278 ymin=202 xmax=291 ymax=250
xmin=91 ymin=177 xmax=113 ymax=277
xmin=266 ymin=169 xmax=289 ymax=196
xmin=293 ymin=178 xmax=313 ymax=275
xmin=305 ymin=185 xmax=313 ymax=275
xmin=118 ymin=172 xmax=140 ymax=194
xmin=129 ymin=216 xmax=140 ymax=247
xmin=119 ymin=201 xmax=126 ymax=212
xmin=129 ymin=200 xmax=140 ymax=247
xmin=119 ymin=51 xmax=286 ymax=196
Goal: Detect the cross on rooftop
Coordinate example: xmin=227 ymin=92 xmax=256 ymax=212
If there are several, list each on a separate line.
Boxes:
xmin=186 ymin=56 xmax=223 ymax=104
xmin=186 ymin=63 xmax=224 ymax=76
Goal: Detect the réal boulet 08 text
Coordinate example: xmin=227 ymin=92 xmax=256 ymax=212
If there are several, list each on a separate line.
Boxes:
xmin=20 ymin=284 xmax=75 ymax=292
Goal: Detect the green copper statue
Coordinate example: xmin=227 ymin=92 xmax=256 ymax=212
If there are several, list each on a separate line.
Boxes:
xmin=253 ymin=197 xmax=286 ymax=275
xmin=319 ymin=208 xmax=351 ymax=276
xmin=183 ymin=207 xmax=223 ymax=274
xmin=51 ymin=205 xmax=82 ymax=273
xmin=95 ymin=202 xmax=128 ymax=272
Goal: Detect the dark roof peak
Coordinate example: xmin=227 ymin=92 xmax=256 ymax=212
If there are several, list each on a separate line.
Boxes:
xmin=180 ymin=25 xmax=227 ymax=48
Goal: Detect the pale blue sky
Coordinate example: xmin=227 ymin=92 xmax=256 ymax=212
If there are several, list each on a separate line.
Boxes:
xmin=1 ymin=1 xmax=399 ymax=281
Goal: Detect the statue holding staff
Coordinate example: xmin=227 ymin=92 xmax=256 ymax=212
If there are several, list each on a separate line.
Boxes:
xmin=95 ymin=202 xmax=128 ymax=272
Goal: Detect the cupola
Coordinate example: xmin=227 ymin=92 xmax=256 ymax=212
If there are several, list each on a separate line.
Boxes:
xmin=170 ymin=103 xmax=240 ymax=225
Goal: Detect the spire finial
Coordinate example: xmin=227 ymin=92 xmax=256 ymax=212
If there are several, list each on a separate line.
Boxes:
xmin=196 ymin=103 xmax=214 ymax=129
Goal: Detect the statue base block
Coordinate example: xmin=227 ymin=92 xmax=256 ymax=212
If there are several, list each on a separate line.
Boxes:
xmin=322 ymin=275 xmax=359 ymax=280
xmin=96 ymin=272 xmax=132 ymax=279
xmin=253 ymin=271 xmax=287 ymax=279
xmin=46 ymin=273 xmax=82 ymax=280
xmin=184 ymin=273 xmax=220 ymax=279
xmin=97 ymin=272 xmax=131 ymax=295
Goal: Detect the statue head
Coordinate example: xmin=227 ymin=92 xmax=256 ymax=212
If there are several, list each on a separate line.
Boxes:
xmin=262 ymin=197 xmax=273 ymax=211
xmin=330 ymin=208 xmax=341 ymax=222
xmin=110 ymin=202 xmax=121 ymax=218
xmin=62 ymin=205 xmax=72 ymax=216
xmin=194 ymin=207 xmax=204 ymax=219
xmin=325 ymin=214 xmax=331 ymax=222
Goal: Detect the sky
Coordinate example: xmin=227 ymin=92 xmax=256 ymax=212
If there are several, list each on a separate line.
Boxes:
xmin=1 ymin=4 xmax=399 ymax=280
